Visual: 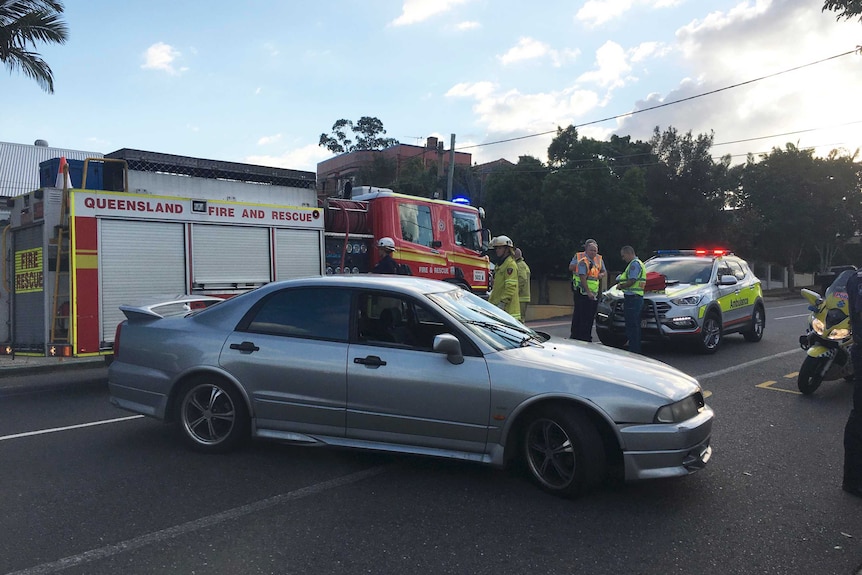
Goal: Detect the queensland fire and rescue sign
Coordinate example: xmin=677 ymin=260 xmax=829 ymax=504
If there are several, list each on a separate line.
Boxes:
xmin=74 ymin=192 xmax=323 ymax=229
xmin=15 ymin=248 xmax=43 ymax=293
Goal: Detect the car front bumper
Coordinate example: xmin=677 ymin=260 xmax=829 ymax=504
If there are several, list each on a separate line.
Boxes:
xmin=619 ymin=406 xmax=714 ymax=481
xmin=596 ymin=298 xmax=703 ymax=341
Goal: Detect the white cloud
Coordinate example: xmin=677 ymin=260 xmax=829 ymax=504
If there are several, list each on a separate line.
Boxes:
xmin=391 ymin=0 xmax=470 ymax=26
xmin=629 ymin=41 xmax=670 ymax=63
xmin=616 ymin=0 xmax=862 ymax=164
xmin=448 ymin=82 xmax=601 ymax=133
xmin=499 ymin=37 xmax=551 ymax=65
xmin=498 ymin=38 xmax=580 ymax=67
xmin=257 ymin=134 xmax=282 ymax=146
xmin=245 ymin=143 xmax=332 ymax=173
xmin=456 ymin=21 xmax=480 ymax=30
xmin=446 ymin=81 xmax=497 ymax=99
xmin=576 ymin=0 xmax=688 ymax=27
xmin=141 ymin=42 xmax=187 ymax=75
xmin=577 ymin=41 xmax=632 ymax=89
xmin=576 ymin=0 xmax=634 ymax=27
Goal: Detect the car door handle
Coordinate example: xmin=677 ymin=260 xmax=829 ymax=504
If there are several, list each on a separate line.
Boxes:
xmin=354 ymin=355 xmax=387 ymax=367
xmin=230 ymin=341 xmax=260 ymax=353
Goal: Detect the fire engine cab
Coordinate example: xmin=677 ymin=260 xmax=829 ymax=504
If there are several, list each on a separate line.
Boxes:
xmin=322 ymin=186 xmax=490 ymax=292
xmin=2 ymin=150 xmax=490 ymax=359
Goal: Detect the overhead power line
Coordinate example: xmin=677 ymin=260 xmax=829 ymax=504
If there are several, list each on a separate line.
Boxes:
xmin=455 ymin=48 xmax=861 ymax=151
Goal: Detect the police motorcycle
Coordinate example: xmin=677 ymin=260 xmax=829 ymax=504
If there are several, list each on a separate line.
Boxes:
xmin=797 ymin=269 xmax=856 ymax=395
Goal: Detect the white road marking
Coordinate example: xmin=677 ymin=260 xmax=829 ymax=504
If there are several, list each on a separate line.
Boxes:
xmin=0 ymin=415 xmax=144 ymax=442
xmin=695 ymin=348 xmax=801 ymax=380
xmin=7 ymin=465 xmax=391 ymax=575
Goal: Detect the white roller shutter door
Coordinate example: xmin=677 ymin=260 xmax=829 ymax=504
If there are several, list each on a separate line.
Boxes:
xmin=192 ymin=224 xmax=271 ymax=288
xmin=100 ymin=220 xmax=186 ymax=342
xmin=275 ymin=229 xmax=323 ymax=280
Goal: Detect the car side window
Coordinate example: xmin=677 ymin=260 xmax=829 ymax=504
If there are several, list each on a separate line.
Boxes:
xmin=245 ymin=288 xmax=350 ymax=341
xmin=356 ymin=292 xmax=447 ymax=350
xmin=727 ymin=260 xmax=746 ymax=281
xmin=716 ymin=262 xmax=732 ymax=279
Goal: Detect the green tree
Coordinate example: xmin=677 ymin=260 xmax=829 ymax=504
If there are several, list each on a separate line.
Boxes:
xmin=646 ymin=127 xmax=727 ymax=250
xmin=0 ymin=0 xmax=68 ymax=93
xmin=319 ymin=116 xmax=400 ymax=154
xmin=735 ymin=144 xmax=862 ymax=287
xmin=545 ymin=126 xmax=653 ymax=272
xmin=822 ymin=0 xmax=862 ymax=21
xmin=483 ymin=156 xmax=553 ymax=300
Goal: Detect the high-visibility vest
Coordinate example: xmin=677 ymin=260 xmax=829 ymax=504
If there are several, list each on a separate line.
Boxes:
xmin=573 ymin=253 xmax=603 ymax=294
xmin=622 ymin=257 xmax=646 ymax=296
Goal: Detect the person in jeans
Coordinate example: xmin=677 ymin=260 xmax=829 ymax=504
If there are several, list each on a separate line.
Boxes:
xmin=617 ymin=245 xmax=646 ymax=353
xmin=843 ymin=268 xmax=862 ymax=498
xmin=569 ymin=239 xmax=606 ymax=341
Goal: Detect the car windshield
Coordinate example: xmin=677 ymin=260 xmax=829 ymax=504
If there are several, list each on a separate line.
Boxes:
xmin=427 ymin=288 xmax=544 ymax=351
xmin=645 ymin=259 xmax=714 ymax=285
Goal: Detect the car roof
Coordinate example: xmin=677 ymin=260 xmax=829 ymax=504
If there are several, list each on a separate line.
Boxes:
xmin=270 ymin=274 xmax=460 ymax=295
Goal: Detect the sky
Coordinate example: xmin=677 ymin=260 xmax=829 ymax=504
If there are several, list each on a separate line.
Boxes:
xmin=2 ymin=0 xmax=860 ymax=176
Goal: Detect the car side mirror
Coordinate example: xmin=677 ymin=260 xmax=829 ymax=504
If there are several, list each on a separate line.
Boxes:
xmin=431 ymin=240 xmax=443 ymax=249
xmin=433 ymin=333 xmax=464 ymax=365
xmin=719 ymin=275 xmax=738 ymax=286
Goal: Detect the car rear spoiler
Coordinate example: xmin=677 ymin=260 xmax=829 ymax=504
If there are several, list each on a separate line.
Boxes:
xmin=119 ymin=295 xmax=224 ymax=322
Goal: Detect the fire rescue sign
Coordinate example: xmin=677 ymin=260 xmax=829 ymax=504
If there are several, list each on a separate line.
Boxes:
xmin=15 ymin=247 xmax=43 ymax=293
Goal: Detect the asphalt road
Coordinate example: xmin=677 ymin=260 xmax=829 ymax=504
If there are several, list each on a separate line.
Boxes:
xmin=1 ymin=296 xmax=861 ymax=575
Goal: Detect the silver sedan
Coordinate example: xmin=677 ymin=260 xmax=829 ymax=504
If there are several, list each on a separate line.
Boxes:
xmin=108 ymin=275 xmax=713 ymax=498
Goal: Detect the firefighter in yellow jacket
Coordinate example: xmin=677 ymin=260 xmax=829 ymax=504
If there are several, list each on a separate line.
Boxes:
xmin=488 ymin=235 xmax=521 ymax=320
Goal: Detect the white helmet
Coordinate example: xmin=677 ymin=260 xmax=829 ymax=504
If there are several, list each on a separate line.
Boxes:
xmin=490 ymin=235 xmax=514 ymax=248
xmin=377 ymin=237 xmax=396 ymax=251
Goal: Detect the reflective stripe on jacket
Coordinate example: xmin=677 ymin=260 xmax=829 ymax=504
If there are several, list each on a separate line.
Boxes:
xmin=622 ymin=257 xmax=646 ymax=296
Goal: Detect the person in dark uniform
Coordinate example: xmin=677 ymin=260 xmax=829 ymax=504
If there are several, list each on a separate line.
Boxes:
xmin=844 ymin=268 xmax=862 ymax=497
xmin=372 ymin=237 xmax=400 ymax=274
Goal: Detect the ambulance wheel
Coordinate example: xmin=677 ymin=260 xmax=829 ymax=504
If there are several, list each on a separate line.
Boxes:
xmin=696 ymin=312 xmax=722 ymax=354
xmin=176 ymin=376 xmax=249 ymax=453
xmin=743 ymin=304 xmax=765 ymax=342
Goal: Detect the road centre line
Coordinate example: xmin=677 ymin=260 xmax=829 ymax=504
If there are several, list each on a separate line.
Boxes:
xmin=695 ymin=348 xmax=801 ymax=380
xmin=0 ymin=415 xmax=144 ymax=442
xmin=8 ymin=465 xmax=392 ymax=575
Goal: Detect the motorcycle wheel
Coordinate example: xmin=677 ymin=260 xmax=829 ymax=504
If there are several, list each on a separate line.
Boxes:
xmin=798 ymin=355 xmax=826 ymax=395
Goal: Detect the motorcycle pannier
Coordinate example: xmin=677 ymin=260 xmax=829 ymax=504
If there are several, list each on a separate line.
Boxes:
xmin=644 ymin=271 xmax=666 ymax=292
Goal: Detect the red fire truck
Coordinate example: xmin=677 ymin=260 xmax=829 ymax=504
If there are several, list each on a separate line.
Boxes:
xmin=322 ymin=186 xmax=490 ymax=292
xmin=2 ymin=151 xmax=489 ymax=358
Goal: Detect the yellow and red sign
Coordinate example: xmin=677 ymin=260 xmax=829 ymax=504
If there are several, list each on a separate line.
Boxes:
xmin=15 ymin=248 xmax=43 ymax=293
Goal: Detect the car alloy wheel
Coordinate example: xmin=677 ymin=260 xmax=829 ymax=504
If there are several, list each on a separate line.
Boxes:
xmin=522 ymin=407 xmax=605 ymax=497
xmin=177 ymin=377 xmax=248 ymax=453
xmin=743 ymin=305 xmax=765 ymax=342
xmin=699 ymin=313 xmax=722 ymax=354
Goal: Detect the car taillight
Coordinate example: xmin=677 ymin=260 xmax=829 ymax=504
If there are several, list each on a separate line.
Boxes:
xmin=113 ymin=322 xmax=122 ymax=360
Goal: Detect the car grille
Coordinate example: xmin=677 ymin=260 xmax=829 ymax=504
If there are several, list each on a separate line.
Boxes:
xmin=609 ymin=299 xmax=671 ymax=320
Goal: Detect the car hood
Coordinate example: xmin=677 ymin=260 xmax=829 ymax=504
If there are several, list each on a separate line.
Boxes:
xmin=606 ymin=282 xmax=705 ymax=300
xmin=502 ymin=338 xmax=700 ymax=401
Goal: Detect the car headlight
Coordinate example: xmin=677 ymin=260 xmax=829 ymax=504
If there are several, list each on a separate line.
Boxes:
xmin=655 ymin=393 xmax=705 ymax=423
xmin=670 ymin=295 xmax=703 ymax=306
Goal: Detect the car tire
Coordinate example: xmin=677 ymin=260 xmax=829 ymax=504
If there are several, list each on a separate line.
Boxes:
xmin=176 ymin=376 xmax=249 ymax=453
xmin=797 ymin=355 xmax=826 ymax=395
xmin=522 ymin=406 xmax=606 ymax=498
xmin=697 ymin=312 xmax=722 ymax=354
xmin=597 ymin=329 xmax=626 ymax=349
xmin=742 ymin=304 xmax=766 ymax=342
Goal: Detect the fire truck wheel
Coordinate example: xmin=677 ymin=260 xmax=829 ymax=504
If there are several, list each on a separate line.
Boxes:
xmin=175 ymin=375 xmax=249 ymax=453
